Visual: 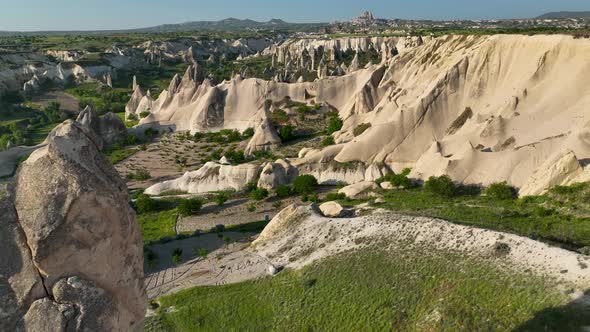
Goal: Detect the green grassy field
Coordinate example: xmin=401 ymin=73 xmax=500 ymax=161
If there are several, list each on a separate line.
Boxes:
xmin=145 ymin=246 xmax=586 ymax=331
xmin=138 ymin=209 xmax=179 ymax=245
xmin=336 ymin=183 xmax=590 ymax=250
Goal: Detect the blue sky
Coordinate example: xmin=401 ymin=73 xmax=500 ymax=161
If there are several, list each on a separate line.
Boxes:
xmin=0 ymin=0 xmax=588 ymax=31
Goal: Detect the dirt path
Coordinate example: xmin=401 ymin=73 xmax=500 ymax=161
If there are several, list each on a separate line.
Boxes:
xmin=144 ymin=232 xmax=271 ymax=299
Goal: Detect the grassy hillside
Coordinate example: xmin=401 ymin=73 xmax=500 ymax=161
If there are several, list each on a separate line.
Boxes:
xmin=145 ymin=246 xmax=587 ymax=331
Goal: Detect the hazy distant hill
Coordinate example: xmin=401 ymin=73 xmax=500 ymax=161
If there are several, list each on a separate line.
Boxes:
xmin=0 ymin=18 xmax=327 ymax=36
xmin=537 ymin=11 xmax=590 ymax=19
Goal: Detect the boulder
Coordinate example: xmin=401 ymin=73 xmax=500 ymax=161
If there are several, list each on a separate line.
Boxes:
xmin=145 ymin=161 xmax=262 ymax=195
xmin=319 ymin=201 xmax=344 ymax=217
xmin=257 ymin=159 xmax=298 ymax=190
xmin=7 ymin=120 xmax=146 ymax=331
xmin=253 ymin=204 xmax=312 ymax=245
xmin=338 ymin=181 xmax=379 ymax=199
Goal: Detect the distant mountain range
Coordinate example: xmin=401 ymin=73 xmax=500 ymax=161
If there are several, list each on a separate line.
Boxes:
xmin=537 ymin=11 xmax=590 ymax=19
xmin=0 ymin=18 xmax=327 ymax=36
xmin=133 ymin=18 xmax=326 ymax=33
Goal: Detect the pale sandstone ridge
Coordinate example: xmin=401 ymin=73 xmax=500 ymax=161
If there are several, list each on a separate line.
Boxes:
xmin=145 ymin=161 xmax=262 ymax=195
xmin=0 ymin=120 xmax=146 ymax=331
xmin=253 ymin=205 xmax=590 ymax=290
xmin=131 ymin=35 xmax=590 ymax=196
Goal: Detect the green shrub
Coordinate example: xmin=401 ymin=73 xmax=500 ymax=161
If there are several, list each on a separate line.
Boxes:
xmin=485 ymin=182 xmax=516 ymax=200
xmin=247 ymin=203 xmax=257 ymax=212
xmin=172 ymin=248 xmax=183 ymax=265
xmin=244 ymin=182 xmax=257 ymax=193
xmin=326 ymin=114 xmax=343 ymax=135
xmin=321 ymin=136 xmax=335 ymax=147
xmin=293 ymin=175 xmax=319 ymax=195
xmin=242 ymin=127 xmax=255 ymax=138
xmin=144 ymin=128 xmax=158 ymax=139
xmin=145 ymin=249 xmax=159 ymax=268
xmin=278 ymin=124 xmax=296 ymax=142
xmin=353 ymin=123 xmax=371 ymax=137
xmin=424 ymin=175 xmax=456 ymax=197
xmin=325 ymin=192 xmax=346 ymax=201
xmin=309 ymin=193 xmax=320 ymax=203
xmin=272 ymin=201 xmax=283 ymax=209
xmin=139 ymin=111 xmax=151 ymax=118
xmin=178 ymin=198 xmax=203 ymax=216
xmin=275 ymin=185 xmax=292 ymax=198
xmin=250 ymin=188 xmax=269 ymax=201
xmin=213 ymin=192 xmax=229 ymax=206
xmin=225 ymin=149 xmax=246 ymax=164
xmin=135 ymin=194 xmax=158 ymax=214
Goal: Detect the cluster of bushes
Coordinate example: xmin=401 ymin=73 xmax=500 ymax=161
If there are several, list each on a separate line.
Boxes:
xmin=193 ymin=129 xmax=247 ymax=144
xmin=68 ymin=83 xmax=128 ymax=115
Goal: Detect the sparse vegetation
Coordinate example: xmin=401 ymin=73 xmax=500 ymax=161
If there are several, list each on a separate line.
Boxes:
xmin=147 ymin=246 xmax=582 ymax=331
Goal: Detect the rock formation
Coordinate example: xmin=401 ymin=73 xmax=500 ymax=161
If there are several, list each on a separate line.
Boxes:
xmin=0 ymin=120 xmax=146 ymax=331
xmin=128 ymin=35 xmax=590 ymax=195
xmin=145 ymin=161 xmax=262 ymax=195
xmin=76 ymin=106 xmax=127 ymax=145
xmin=257 ymin=159 xmax=298 ymax=190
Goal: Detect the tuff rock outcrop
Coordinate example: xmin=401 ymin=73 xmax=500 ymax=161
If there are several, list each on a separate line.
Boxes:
xmin=76 ymin=106 xmax=127 ymax=145
xmin=145 ymin=161 xmax=262 ymax=195
xmin=0 ymin=120 xmax=146 ymax=331
xmin=257 ymin=159 xmax=298 ymax=190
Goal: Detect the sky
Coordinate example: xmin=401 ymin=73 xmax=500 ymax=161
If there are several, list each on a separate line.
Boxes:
xmin=0 ymin=0 xmax=588 ymax=31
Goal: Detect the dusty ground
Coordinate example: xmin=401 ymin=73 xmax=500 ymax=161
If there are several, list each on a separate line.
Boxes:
xmin=145 ymin=232 xmax=269 ymax=299
xmin=116 ymin=132 xmax=249 ymax=190
xmin=147 ymin=206 xmax=590 ymax=305
xmin=30 ymin=91 xmax=79 ymax=113
xmin=177 ymin=196 xmax=299 ymax=233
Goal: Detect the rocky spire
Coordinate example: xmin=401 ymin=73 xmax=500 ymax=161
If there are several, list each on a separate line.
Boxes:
xmin=349 ymin=52 xmax=360 ymax=72
xmin=167 ymin=74 xmax=181 ymax=95
xmin=132 ymin=75 xmax=138 ymax=90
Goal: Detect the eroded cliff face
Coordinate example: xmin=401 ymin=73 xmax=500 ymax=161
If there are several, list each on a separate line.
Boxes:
xmin=130 ymin=34 xmax=590 ymax=195
xmin=0 ymin=120 xmax=146 ymax=331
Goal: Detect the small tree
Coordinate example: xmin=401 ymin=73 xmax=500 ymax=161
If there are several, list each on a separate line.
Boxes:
xmin=250 ymin=188 xmax=269 ymax=201
xmin=214 ymin=192 xmax=229 ymax=206
xmin=278 ymin=124 xmax=296 ymax=142
xmin=178 ymin=198 xmax=203 ymax=216
xmin=425 ymin=175 xmax=456 ymax=197
xmin=293 ymin=175 xmax=319 ymax=195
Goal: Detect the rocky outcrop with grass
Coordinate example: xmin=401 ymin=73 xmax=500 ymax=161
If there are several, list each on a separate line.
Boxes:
xmin=0 ymin=120 xmax=146 ymax=331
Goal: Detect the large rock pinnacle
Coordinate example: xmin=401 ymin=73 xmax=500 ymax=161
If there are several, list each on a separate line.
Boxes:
xmin=1 ymin=120 xmax=146 ymax=331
